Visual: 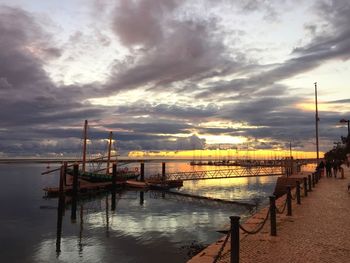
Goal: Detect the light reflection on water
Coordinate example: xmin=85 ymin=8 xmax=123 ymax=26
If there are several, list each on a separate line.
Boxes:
xmin=0 ymin=162 xmax=285 ymax=263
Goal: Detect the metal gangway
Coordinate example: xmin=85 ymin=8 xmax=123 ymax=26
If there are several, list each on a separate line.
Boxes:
xmin=150 ymin=166 xmax=284 ymax=182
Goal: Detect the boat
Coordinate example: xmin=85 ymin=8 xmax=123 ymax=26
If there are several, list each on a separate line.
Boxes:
xmin=66 ymin=120 xmax=139 ymax=182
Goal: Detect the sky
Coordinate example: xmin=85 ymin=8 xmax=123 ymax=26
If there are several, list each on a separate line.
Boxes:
xmin=0 ymin=0 xmax=349 ymax=158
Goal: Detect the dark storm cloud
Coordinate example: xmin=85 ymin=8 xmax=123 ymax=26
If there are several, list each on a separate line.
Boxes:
xmin=104 ymin=0 xmax=240 ymax=95
xmin=116 ymin=102 xmax=220 ymax=121
xmin=106 ymin=122 xmax=192 ymax=134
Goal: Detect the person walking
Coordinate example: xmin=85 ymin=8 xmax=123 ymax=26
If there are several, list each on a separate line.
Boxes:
xmin=333 ymin=160 xmax=338 ymax=178
xmin=325 ymin=160 xmax=332 ymax=178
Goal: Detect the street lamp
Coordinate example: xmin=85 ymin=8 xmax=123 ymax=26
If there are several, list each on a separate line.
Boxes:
xmin=339 ymin=118 xmax=350 ymax=136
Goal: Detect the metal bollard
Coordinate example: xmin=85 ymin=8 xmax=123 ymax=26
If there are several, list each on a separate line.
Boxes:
xmin=303 ymin=177 xmax=308 ymax=197
xmin=296 ymin=181 xmax=301 ymax=205
xmin=269 ymin=196 xmax=277 ymax=236
xmin=308 ymin=174 xmax=312 ymax=192
xmin=230 ymin=216 xmax=240 ymax=263
xmin=286 ymin=186 xmax=292 ymax=216
xmin=140 ymin=162 xmax=145 ymax=182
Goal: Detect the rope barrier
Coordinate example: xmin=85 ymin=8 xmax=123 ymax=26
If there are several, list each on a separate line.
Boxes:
xmin=290 ymin=191 xmax=296 ymax=200
xmin=212 ymin=232 xmax=231 ymax=263
xmin=276 ymin=198 xmax=287 ymax=214
xmin=239 ymin=209 xmax=270 ymax=235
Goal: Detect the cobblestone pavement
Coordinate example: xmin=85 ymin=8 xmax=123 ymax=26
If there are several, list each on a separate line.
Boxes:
xmin=235 ymin=166 xmax=350 ymax=263
xmin=188 ymin=166 xmax=350 ymax=263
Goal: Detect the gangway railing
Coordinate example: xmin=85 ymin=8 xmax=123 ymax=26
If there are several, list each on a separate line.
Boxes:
xmin=149 ymin=166 xmax=283 ymax=182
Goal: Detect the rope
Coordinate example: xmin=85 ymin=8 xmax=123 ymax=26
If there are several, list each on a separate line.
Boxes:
xmin=212 ymin=232 xmax=231 ymax=263
xmin=276 ymin=198 xmax=287 ymax=214
xmin=290 ymin=191 xmax=296 ymax=200
xmin=239 ymin=209 xmax=270 ymax=235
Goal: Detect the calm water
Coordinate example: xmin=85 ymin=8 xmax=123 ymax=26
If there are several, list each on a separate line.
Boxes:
xmin=0 ymin=162 xmax=280 ymax=263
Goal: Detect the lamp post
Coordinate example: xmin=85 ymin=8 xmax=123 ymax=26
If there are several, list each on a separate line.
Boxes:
xmin=339 ymin=118 xmax=350 ymax=136
xmin=314 ymin=82 xmax=320 ymax=164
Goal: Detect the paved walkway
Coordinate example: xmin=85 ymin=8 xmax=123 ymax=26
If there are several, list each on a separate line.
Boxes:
xmin=189 ymin=166 xmax=350 ymax=263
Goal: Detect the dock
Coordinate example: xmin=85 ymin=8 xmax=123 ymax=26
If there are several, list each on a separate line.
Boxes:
xmin=188 ymin=166 xmax=350 ymax=263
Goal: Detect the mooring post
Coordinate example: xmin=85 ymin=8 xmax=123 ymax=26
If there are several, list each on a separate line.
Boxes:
xmin=269 ymin=195 xmax=277 ymax=236
xmin=140 ymin=191 xmax=144 ymax=206
xmin=230 ymin=216 xmax=240 ymax=263
xmin=59 ymin=165 xmax=64 ymax=197
xmin=303 ymin=177 xmax=308 ymax=197
xmin=162 ymin=162 xmax=166 ymax=182
xmin=296 ymin=181 xmax=301 ymax=205
xmin=140 ymin=162 xmax=145 ymax=182
xmin=71 ymin=163 xmax=79 ymax=222
xmin=286 ymin=186 xmax=292 ymax=216
xmin=308 ymin=174 xmax=312 ymax=192
xmin=63 ymin=161 xmax=67 ymax=186
xmin=56 ymin=193 xmax=64 ymax=254
xmin=72 ymin=163 xmax=79 ymax=195
xmin=56 ymin=166 xmax=65 ymax=254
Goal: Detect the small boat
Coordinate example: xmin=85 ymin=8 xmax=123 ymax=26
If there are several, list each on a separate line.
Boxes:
xmin=125 ymin=180 xmax=149 ymax=189
xmin=67 ymin=120 xmax=139 ymax=182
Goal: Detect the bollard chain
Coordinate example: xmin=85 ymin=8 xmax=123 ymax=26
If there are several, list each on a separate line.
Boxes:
xmin=239 ymin=209 xmax=270 ymax=235
xmin=212 ymin=232 xmax=231 ymax=263
xmin=276 ymin=198 xmax=288 ymax=214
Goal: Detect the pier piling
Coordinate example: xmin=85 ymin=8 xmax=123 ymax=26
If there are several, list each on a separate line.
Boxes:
xmin=162 ymin=162 xmax=166 ymax=182
xmin=71 ymin=163 xmax=79 ymax=222
xmin=63 ymin=161 xmax=67 ymax=186
xmin=140 ymin=162 xmax=145 ymax=182
xmin=112 ymin=163 xmax=117 ymax=189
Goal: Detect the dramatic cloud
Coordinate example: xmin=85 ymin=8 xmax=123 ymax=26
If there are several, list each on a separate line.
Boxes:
xmin=0 ymin=1 xmax=349 ymax=156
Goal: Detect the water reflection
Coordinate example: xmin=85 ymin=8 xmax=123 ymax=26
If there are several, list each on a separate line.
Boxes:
xmin=0 ymin=163 xmax=280 ymax=263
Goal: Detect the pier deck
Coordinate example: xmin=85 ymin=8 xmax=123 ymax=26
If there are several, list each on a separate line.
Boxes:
xmin=188 ymin=166 xmax=350 ymax=263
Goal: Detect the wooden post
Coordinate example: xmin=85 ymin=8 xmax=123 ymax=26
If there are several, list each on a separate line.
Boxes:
xmin=162 ymin=162 xmax=166 ymax=182
xmin=56 ymin=166 xmax=65 ymax=254
xmin=230 ymin=216 xmax=240 ymax=263
xmin=72 ymin=163 xmax=79 ymax=195
xmin=269 ymin=196 xmax=277 ymax=236
xmin=71 ymin=163 xmax=79 ymax=222
xmin=59 ymin=165 xmax=64 ymax=197
xmin=140 ymin=191 xmax=144 ymax=206
xmin=63 ymin=161 xmax=67 ymax=186
xmin=140 ymin=162 xmax=145 ymax=182
xmin=296 ymin=181 xmax=301 ymax=205
xmin=286 ymin=186 xmax=292 ymax=216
